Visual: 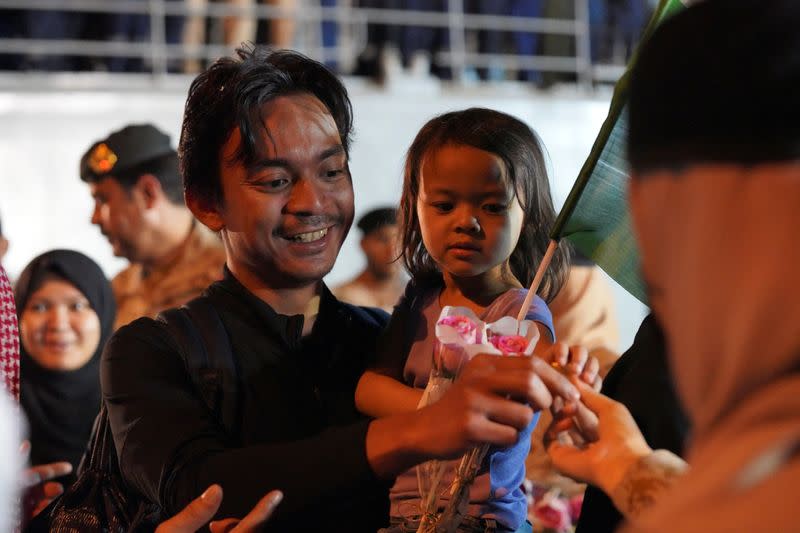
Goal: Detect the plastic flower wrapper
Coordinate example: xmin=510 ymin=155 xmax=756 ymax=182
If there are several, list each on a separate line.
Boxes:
xmin=416 ymin=311 xmax=541 ymax=532
xmin=417 ymin=307 xmax=485 ymax=532
xmin=431 ymin=315 xmax=540 ymax=533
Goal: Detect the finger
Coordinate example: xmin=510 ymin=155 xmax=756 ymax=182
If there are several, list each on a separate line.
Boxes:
xmin=572 ymin=401 xmax=600 ymax=442
xmin=548 ymin=343 xmax=569 ymax=366
xmin=566 ymin=345 xmax=588 ymax=374
xmin=548 ymin=416 xmax=574 ymax=434
xmin=232 ymin=490 xmax=283 ymax=531
xmin=465 ymin=418 xmax=521 ymax=448
xmin=529 ymin=357 xmax=580 ymax=404
xmin=29 ymin=462 xmax=73 ymax=482
xmin=41 ymin=481 xmax=64 ymax=499
xmin=574 ymin=382 xmax=615 ymax=413
xmin=209 ymin=519 xmax=239 ymax=533
xmin=157 ymin=484 xmax=223 ymax=532
xmin=580 ymin=356 xmax=600 ymax=385
xmin=32 ymin=498 xmax=53 ymax=518
xmin=477 ymin=392 xmax=536 ymax=431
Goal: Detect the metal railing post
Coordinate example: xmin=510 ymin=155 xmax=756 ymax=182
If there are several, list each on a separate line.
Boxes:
xmin=574 ymin=0 xmax=593 ymax=90
xmin=149 ymin=0 xmax=169 ymax=79
xmin=447 ymin=0 xmax=467 ymax=84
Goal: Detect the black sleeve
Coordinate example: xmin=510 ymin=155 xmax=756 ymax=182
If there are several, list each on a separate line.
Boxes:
xmin=370 ymin=281 xmax=415 ymax=380
xmin=101 ymin=319 xmax=380 ymax=521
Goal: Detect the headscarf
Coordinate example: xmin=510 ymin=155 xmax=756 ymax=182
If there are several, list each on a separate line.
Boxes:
xmin=629 ymin=164 xmax=800 ymax=533
xmin=15 ymin=250 xmax=115 ymax=479
xmin=621 ymin=1 xmax=800 ymax=530
xmin=0 ymin=265 xmax=19 ymax=401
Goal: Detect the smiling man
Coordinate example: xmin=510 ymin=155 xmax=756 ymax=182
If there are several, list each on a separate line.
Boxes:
xmin=101 ymin=47 xmax=579 ymax=531
xmin=80 ymin=124 xmax=225 ymax=329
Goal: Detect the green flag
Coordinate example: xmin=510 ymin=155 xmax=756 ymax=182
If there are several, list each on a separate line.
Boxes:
xmin=552 ymin=0 xmax=688 ymax=303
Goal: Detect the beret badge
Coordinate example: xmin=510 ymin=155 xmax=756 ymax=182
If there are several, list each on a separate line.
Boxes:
xmin=88 ymin=143 xmax=118 ymax=174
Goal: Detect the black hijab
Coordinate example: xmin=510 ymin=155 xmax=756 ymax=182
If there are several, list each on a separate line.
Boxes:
xmin=15 ymin=250 xmax=115 ymax=481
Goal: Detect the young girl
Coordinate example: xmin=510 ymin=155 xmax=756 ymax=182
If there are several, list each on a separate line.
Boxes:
xmin=355 ymin=108 xmax=575 ymax=533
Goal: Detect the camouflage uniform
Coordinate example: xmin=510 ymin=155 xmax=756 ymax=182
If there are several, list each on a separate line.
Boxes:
xmin=112 ymin=222 xmax=225 ymax=330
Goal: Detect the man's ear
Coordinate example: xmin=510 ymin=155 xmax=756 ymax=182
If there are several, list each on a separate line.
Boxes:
xmin=186 ymin=191 xmax=224 ymax=232
xmin=135 ymin=174 xmax=164 ymax=209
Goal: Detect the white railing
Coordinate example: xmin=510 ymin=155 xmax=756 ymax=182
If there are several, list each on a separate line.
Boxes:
xmin=0 ymin=0 xmax=623 ymax=89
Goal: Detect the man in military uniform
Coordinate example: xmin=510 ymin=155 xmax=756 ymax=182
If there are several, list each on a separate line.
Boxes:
xmin=80 ymin=123 xmax=226 ymax=329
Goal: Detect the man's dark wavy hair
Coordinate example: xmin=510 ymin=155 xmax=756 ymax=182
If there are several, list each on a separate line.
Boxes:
xmin=179 ymin=46 xmax=354 ymax=206
xmin=399 ymin=108 xmax=568 ymax=302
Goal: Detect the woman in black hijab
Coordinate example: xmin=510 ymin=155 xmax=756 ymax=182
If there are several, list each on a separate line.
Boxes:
xmin=15 ymin=250 xmax=115 ymax=485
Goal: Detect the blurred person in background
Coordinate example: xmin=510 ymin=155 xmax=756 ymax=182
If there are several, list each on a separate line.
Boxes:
xmin=184 ymin=0 xmax=296 ymax=74
xmin=79 ymin=123 xmax=225 ymax=329
xmin=333 ymin=207 xmax=406 ymax=312
xmin=16 ymin=250 xmax=115 ymax=488
xmin=550 ymin=248 xmax=619 ymax=375
xmin=106 ymin=0 xmax=185 ymax=72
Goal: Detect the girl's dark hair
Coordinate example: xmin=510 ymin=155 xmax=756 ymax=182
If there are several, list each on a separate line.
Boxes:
xmin=399 ymin=108 xmax=568 ymax=302
xmin=179 ymin=46 xmax=354 ymax=207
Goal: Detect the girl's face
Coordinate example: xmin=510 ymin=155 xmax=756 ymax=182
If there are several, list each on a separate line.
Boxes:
xmin=20 ymin=278 xmax=101 ymax=371
xmin=417 ymin=144 xmax=524 ymax=281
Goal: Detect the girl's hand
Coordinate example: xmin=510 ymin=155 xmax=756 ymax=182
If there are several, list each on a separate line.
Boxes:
xmin=540 ymin=342 xmax=602 ymax=391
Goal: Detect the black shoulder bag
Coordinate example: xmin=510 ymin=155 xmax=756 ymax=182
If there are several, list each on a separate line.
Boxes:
xmin=26 ymin=297 xmax=236 ymax=532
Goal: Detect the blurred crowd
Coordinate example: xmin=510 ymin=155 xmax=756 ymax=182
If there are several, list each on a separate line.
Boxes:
xmin=0 ymin=0 xmax=656 ymax=83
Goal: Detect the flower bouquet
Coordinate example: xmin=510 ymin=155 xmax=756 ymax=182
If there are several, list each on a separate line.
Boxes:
xmin=416 ymin=307 xmax=540 ymax=533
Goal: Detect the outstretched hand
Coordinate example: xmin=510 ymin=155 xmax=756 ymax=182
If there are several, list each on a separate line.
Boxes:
xmin=546 ymin=383 xmax=651 ymax=495
xmin=155 ymin=485 xmax=283 ymax=533
xmin=19 ymin=440 xmax=73 ymax=521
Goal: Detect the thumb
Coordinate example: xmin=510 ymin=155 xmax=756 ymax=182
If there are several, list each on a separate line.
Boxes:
xmin=157 ymin=485 xmax=223 ymax=533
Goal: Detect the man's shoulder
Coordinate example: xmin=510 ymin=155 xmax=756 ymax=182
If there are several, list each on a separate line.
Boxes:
xmin=331 ymin=299 xmax=390 ymax=332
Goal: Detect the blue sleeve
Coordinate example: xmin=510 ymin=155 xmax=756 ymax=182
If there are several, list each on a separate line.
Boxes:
xmin=526 ymin=294 xmax=555 ymax=342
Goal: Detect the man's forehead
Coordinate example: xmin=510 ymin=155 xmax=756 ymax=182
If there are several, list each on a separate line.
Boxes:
xmin=90 ymin=176 xmax=119 ymax=194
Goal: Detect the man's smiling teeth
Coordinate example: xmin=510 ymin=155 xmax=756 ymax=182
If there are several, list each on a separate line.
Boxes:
xmin=289 ymin=228 xmax=328 ymax=242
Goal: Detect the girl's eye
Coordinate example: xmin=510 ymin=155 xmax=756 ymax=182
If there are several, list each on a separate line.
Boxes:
xmin=483 ymin=203 xmax=507 ymax=214
xmin=30 ymin=302 xmax=48 ymax=313
xmin=432 ymin=202 xmax=454 ymax=213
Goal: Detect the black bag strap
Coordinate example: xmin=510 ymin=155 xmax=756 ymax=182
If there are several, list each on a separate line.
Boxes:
xmin=157 ymin=297 xmax=239 ymax=435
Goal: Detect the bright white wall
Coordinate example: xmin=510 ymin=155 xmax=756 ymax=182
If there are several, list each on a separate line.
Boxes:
xmin=0 ymin=81 xmax=648 ymax=351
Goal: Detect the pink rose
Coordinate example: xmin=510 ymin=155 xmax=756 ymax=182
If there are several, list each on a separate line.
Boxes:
xmin=488 ymin=334 xmax=529 ymax=355
xmin=568 ymin=493 xmax=583 ymax=523
xmin=533 ymin=495 xmax=571 ymax=532
xmin=438 ymin=315 xmax=479 ymax=343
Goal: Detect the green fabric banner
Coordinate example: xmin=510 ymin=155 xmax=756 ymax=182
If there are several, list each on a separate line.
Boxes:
xmin=551 ymin=0 xmax=687 ymax=303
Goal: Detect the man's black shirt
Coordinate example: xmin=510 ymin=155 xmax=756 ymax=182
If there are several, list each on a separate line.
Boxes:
xmin=101 ymin=269 xmax=391 ymax=531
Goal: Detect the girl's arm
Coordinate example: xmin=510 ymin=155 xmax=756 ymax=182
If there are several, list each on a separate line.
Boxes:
xmin=356 ymin=281 xmax=423 ymax=418
xmin=355 ymin=371 xmax=422 ymax=418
